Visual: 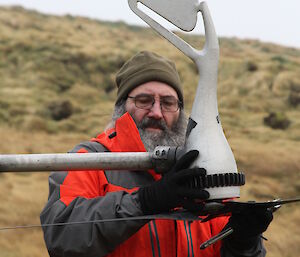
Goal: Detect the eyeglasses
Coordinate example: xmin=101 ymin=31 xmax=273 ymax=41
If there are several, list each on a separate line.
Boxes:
xmin=128 ymin=94 xmax=182 ymax=112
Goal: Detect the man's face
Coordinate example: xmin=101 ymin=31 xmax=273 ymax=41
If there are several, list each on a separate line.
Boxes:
xmin=125 ymin=81 xmax=181 ymax=131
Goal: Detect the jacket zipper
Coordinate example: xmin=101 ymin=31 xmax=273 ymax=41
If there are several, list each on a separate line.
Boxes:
xmin=184 ymin=221 xmax=195 ymax=257
xmin=148 ymin=221 xmax=162 ymax=257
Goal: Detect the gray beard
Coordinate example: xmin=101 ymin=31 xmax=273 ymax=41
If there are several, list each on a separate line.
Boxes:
xmin=109 ymin=102 xmax=187 ymax=152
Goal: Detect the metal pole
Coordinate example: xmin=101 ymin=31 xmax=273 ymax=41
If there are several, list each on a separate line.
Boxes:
xmin=0 ymin=146 xmax=178 ymax=173
xmin=0 ymin=152 xmax=153 ymax=172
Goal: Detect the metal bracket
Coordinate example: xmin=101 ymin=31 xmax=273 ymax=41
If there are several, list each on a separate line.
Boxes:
xmin=128 ymin=0 xmax=219 ymax=63
xmin=151 ymin=146 xmax=178 ymax=174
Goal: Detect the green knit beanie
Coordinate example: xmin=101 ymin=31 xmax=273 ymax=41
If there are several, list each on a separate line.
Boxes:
xmin=115 ymin=51 xmax=183 ymax=105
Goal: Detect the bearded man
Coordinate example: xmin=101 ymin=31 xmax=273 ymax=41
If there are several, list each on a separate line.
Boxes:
xmin=41 ymin=51 xmax=272 ymax=257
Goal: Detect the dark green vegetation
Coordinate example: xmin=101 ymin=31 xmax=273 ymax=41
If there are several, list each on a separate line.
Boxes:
xmin=0 ymin=6 xmax=299 ymax=257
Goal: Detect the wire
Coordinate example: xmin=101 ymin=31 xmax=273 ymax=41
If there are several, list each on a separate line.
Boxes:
xmin=0 ymin=212 xmax=202 ymax=231
xmin=0 ymin=217 xmax=153 ymax=231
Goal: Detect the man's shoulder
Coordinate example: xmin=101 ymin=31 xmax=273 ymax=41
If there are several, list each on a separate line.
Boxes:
xmin=69 ymin=141 xmax=109 ymax=153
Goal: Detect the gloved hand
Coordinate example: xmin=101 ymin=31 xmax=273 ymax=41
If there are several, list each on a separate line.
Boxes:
xmin=225 ymin=208 xmax=273 ymax=250
xmin=138 ymin=150 xmax=209 ymax=215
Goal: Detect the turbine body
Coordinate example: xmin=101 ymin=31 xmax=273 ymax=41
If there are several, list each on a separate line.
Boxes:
xmin=129 ymin=0 xmax=240 ymax=199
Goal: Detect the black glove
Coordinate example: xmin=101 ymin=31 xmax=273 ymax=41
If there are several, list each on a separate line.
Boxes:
xmin=138 ymin=150 xmax=209 ymax=215
xmin=225 ymin=208 xmax=273 ymax=250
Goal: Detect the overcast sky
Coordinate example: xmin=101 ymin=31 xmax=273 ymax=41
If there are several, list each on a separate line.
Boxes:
xmin=0 ymin=0 xmax=299 ymax=49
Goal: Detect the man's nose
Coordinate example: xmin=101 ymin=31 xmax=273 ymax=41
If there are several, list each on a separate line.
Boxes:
xmin=148 ymin=100 xmax=163 ymax=119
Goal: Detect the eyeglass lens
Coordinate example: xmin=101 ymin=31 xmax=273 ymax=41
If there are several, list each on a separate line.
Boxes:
xmin=129 ymin=94 xmax=180 ymax=112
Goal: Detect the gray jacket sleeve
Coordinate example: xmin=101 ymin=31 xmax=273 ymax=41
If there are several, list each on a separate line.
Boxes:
xmin=40 ymin=142 xmax=147 ymax=257
xmin=221 ymin=236 xmax=266 ymax=257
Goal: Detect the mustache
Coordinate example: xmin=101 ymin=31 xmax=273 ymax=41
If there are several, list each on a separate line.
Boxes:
xmin=138 ymin=118 xmax=168 ymax=131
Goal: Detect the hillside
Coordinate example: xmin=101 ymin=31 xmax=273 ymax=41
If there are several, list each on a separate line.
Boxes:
xmin=0 ymin=6 xmax=299 ymax=257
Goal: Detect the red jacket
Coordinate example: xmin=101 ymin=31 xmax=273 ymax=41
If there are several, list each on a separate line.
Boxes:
xmin=41 ymin=113 xmax=229 ymax=257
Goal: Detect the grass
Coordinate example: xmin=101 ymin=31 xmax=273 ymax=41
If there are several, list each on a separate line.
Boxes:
xmin=0 ymin=5 xmax=299 ymax=257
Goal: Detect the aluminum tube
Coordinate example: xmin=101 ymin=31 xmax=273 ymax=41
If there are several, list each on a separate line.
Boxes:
xmin=0 ymin=152 xmax=154 ymax=172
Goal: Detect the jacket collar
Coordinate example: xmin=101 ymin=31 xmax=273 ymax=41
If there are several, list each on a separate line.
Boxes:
xmin=93 ymin=112 xmax=145 ymax=152
xmin=92 ymin=112 xmax=161 ymax=180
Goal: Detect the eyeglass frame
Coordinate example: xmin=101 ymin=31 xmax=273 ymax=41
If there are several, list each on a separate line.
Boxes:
xmin=127 ymin=93 xmax=183 ymax=112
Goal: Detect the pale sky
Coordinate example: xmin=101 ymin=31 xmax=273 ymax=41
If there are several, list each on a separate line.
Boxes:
xmin=0 ymin=0 xmax=299 ymax=49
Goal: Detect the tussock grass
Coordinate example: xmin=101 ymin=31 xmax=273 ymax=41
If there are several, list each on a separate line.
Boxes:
xmin=0 ymin=5 xmax=299 ymax=257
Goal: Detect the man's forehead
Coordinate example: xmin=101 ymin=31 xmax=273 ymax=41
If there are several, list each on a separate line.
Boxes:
xmin=129 ymin=81 xmax=179 ymax=98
